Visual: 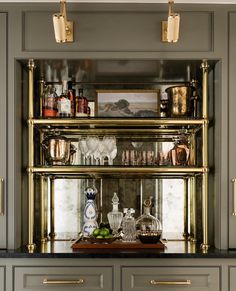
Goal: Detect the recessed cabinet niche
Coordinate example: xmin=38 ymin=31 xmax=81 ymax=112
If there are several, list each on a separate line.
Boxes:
xmin=22 ymin=59 xmax=217 ymax=251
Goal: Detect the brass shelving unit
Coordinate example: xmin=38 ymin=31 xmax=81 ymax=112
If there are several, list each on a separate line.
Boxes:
xmin=26 ymin=59 xmax=210 ymax=252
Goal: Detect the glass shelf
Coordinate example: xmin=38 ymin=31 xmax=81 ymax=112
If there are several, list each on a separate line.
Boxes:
xmin=31 ymin=118 xmax=206 ymax=135
xmin=29 ymin=165 xmax=207 ymax=178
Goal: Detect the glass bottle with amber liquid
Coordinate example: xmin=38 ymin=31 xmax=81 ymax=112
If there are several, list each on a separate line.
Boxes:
xmin=57 ymin=80 xmax=71 ymax=117
xmin=67 ymin=80 xmax=75 ymax=117
xmin=75 ymin=88 xmax=88 ymax=117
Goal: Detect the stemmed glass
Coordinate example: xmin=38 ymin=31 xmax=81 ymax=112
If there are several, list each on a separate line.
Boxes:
xmin=86 ymin=136 xmax=100 ymax=165
xmin=78 ymin=137 xmax=89 ymax=165
xmin=102 ymin=136 xmax=117 ymax=165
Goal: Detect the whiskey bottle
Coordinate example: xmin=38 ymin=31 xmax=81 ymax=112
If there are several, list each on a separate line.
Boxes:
xmin=75 ymin=88 xmax=88 ymax=117
xmin=67 ymin=80 xmax=75 ymax=117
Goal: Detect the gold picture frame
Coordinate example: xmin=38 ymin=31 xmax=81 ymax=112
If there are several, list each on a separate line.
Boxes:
xmin=96 ymin=89 xmax=160 ymax=117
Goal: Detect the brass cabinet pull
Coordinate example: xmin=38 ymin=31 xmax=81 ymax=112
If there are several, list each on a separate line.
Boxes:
xmin=150 ymin=279 xmax=191 ymax=286
xmin=0 ymin=178 xmax=4 ymax=216
xmin=232 ymin=178 xmax=236 ymax=216
xmin=43 ymin=278 xmax=84 ymax=285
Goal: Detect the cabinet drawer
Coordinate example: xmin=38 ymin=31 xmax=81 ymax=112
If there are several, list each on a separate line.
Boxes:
xmin=14 ymin=266 xmax=113 ymax=291
xmin=122 ymin=267 xmax=220 ymax=291
xmin=229 ymin=267 xmax=236 ymax=290
xmin=0 ymin=267 xmax=4 ymax=291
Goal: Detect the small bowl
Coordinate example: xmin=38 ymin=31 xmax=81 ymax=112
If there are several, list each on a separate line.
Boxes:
xmin=138 ymin=232 xmax=161 ymax=244
xmin=86 ymin=236 xmax=117 ymax=244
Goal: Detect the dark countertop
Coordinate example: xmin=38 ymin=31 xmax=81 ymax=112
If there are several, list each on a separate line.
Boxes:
xmin=1 ymin=241 xmax=236 ymax=259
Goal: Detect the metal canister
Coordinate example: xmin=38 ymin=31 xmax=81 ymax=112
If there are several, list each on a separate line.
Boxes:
xmin=165 ymin=86 xmax=192 ymax=117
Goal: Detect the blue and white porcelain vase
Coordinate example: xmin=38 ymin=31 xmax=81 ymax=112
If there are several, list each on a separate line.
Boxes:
xmin=82 ymin=186 xmax=98 ymax=237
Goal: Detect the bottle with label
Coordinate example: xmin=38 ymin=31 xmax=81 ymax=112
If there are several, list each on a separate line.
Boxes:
xmin=82 ymin=186 xmax=98 ymax=237
xmin=122 ymin=208 xmax=136 ymax=242
xmin=67 ymin=80 xmax=75 ymax=117
xmin=57 ymin=80 xmax=71 ymax=117
xmin=75 ymin=88 xmax=88 ymax=117
xmin=42 ymin=85 xmax=58 ymax=117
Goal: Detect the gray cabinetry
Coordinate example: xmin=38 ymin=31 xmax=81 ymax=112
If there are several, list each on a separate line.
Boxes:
xmin=23 ymin=10 xmax=213 ymax=53
xmin=14 ymin=266 xmax=113 ymax=291
xmin=0 ymin=12 xmax=7 ymax=249
xmin=229 ymin=12 xmax=236 ymax=248
xmin=122 ymin=266 xmax=220 ymax=291
xmin=0 ymin=267 xmax=4 ymax=291
xmin=229 ymin=267 xmax=236 ymax=291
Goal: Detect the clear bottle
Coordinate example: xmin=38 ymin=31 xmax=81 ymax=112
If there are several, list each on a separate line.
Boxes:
xmin=107 ymin=192 xmax=123 ymax=236
xmin=122 ymin=208 xmax=136 ymax=242
xmin=136 ymin=198 xmax=162 ymax=244
xmin=57 ymin=80 xmax=71 ymax=117
xmin=42 ymin=85 xmax=58 ymax=117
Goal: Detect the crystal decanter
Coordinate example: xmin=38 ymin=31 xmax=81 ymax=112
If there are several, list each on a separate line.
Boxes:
xmin=107 ymin=192 xmax=123 ymax=236
xmin=136 ymin=198 xmax=162 ymax=244
xmin=122 ymin=208 xmax=136 ymax=242
xmin=82 ymin=186 xmax=98 ymax=237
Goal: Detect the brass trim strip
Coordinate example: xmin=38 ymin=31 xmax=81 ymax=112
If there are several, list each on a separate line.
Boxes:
xmin=43 ymin=279 xmax=84 ymax=285
xmin=150 ymin=279 xmax=191 ymax=286
xmin=29 ymin=166 xmax=207 ymax=174
xmin=232 ymin=178 xmax=236 ymax=216
xmin=31 ymin=118 xmax=206 ymax=126
xmin=0 ymin=178 xmax=4 ymax=216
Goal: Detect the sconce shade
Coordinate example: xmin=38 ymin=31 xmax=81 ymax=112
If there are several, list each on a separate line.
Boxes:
xmin=53 ymin=13 xmax=67 ymax=43
xmin=167 ymin=13 xmax=180 ymax=43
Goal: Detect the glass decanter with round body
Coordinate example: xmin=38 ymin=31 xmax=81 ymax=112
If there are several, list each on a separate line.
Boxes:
xmin=136 ymin=198 xmax=162 ymax=244
xmin=107 ymin=192 xmax=123 ymax=236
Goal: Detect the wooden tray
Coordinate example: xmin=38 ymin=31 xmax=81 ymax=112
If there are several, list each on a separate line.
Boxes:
xmin=72 ymin=239 xmax=165 ymax=250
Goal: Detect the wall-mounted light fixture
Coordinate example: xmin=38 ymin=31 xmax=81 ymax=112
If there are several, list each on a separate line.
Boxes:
xmin=53 ymin=0 xmax=74 ymax=43
xmin=162 ymin=0 xmax=180 ymax=43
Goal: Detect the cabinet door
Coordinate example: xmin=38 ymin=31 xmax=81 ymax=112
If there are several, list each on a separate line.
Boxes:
xmin=229 ymin=12 xmax=236 ymax=248
xmin=0 ymin=13 xmax=7 ymax=249
xmin=122 ymin=266 xmax=220 ymax=291
xmin=14 ymin=266 xmax=113 ymax=291
xmin=0 ymin=267 xmax=4 ymax=291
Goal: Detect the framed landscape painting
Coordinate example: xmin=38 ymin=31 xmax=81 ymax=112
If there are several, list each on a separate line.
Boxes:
xmin=96 ymin=90 xmax=160 ymax=117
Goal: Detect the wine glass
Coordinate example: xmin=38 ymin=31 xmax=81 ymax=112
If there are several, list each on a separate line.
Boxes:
xmin=79 ymin=137 xmax=89 ymax=165
xmin=102 ymin=136 xmax=117 ymax=165
xmin=86 ymin=136 xmax=100 ymax=165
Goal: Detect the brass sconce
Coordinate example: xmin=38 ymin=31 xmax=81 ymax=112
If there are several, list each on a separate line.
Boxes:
xmin=162 ymin=0 xmax=180 ymax=43
xmin=53 ymin=0 xmax=74 ymax=43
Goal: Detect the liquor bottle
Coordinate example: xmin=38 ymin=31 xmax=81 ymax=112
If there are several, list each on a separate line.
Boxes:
xmin=42 ymin=85 xmax=58 ymax=117
xmin=57 ymin=80 xmax=71 ymax=117
xmin=82 ymin=186 xmax=98 ymax=237
xmin=67 ymin=80 xmax=75 ymax=117
xmin=107 ymin=192 xmax=123 ymax=236
xmin=122 ymin=208 xmax=136 ymax=242
xmin=136 ymin=198 xmax=162 ymax=244
xmin=75 ymin=88 xmax=88 ymax=117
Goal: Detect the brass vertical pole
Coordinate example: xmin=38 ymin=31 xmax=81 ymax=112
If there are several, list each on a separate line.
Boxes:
xmin=39 ymin=78 xmax=45 ymax=117
xmin=40 ymin=130 xmax=48 ymax=242
xmin=183 ymin=178 xmax=189 ymax=239
xmin=49 ymin=177 xmax=56 ymax=239
xmin=190 ymin=176 xmax=197 ymax=242
xmin=201 ymin=60 xmax=210 ymax=250
xmin=27 ymin=59 xmax=36 ymax=252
